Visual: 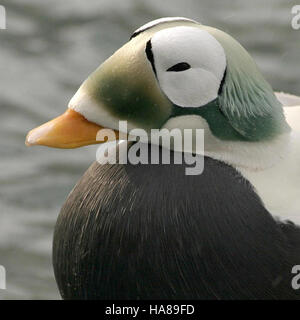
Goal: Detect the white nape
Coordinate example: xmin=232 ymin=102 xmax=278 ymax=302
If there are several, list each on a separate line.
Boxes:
xmin=275 ymin=91 xmax=300 ymax=106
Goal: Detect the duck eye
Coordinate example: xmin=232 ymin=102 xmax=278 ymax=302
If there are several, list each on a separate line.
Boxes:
xmin=167 ymin=62 xmax=191 ymax=72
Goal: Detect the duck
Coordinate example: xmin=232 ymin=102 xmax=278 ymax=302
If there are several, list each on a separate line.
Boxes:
xmin=25 ymin=17 xmax=300 ymax=299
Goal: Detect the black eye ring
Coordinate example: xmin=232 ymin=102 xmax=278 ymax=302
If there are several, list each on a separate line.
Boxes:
xmin=167 ymin=62 xmax=191 ymax=72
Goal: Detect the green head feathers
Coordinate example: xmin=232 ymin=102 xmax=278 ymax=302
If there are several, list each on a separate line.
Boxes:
xmin=69 ymin=17 xmax=290 ymax=143
xmin=204 ymin=26 xmax=290 ymax=141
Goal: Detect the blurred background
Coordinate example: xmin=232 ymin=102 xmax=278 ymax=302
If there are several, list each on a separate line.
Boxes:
xmin=0 ymin=0 xmax=299 ymax=299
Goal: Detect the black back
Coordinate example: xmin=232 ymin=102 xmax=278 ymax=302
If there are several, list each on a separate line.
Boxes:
xmin=53 ymin=144 xmax=300 ymax=299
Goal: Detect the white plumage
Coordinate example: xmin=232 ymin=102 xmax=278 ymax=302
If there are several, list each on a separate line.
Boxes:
xmin=275 ymin=92 xmax=300 ymax=132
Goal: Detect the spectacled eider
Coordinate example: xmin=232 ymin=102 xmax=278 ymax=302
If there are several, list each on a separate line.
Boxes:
xmin=25 ymin=17 xmax=300 ymax=299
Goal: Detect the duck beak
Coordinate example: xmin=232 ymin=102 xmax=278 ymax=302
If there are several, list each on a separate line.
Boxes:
xmin=25 ymin=109 xmax=119 ymax=149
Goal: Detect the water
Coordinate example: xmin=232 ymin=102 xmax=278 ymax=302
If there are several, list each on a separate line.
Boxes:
xmin=0 ymin=0 xmax=299 ymax=299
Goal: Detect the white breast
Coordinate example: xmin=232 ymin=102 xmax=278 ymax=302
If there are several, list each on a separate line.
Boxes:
xmin=238 ymin=131 xmax=300 ymax=225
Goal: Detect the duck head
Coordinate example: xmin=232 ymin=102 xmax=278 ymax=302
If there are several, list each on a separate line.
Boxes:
xmin=26 ymin=17 xmax=290 ymax=167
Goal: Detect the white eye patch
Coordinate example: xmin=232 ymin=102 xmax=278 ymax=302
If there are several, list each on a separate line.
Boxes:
xmin=151 ymin=26 xmax=226 ymax=108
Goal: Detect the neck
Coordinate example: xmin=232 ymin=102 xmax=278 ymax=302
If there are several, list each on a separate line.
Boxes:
xmin=163 ymin=115 xmax=291 ymax=171
xmin=204 ymin=132 xmax=291 ymax=171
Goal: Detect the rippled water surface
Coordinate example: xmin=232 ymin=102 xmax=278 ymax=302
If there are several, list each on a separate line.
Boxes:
xmin=0 ymin=0 xmax=299 ymax=299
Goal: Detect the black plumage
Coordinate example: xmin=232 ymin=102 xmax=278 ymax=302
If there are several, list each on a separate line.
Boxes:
xmin=53 ymin=144 xmax=300 ymax=299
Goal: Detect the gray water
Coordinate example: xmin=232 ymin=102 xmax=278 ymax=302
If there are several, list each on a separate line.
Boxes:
xmin=0 ymin=0 xmax=299 ymax=299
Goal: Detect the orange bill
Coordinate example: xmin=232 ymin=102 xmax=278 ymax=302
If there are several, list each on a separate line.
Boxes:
xmin=25 ymin=109 xmax=119 ymax=149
